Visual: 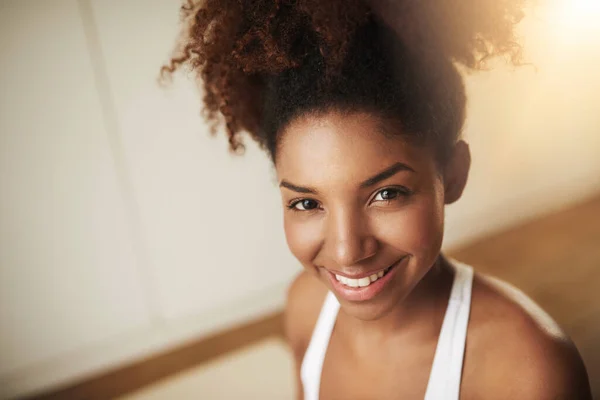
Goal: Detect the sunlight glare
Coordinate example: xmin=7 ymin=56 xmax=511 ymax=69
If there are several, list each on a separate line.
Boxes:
xmin=548 ymin=0 xmax=600 ymax=29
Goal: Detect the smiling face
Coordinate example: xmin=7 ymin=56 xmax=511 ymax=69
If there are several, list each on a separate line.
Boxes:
xmin=276 ymin=111 xmax=465 ymax=321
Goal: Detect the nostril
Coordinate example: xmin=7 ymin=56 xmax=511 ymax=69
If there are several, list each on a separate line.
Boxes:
xmin=326 ymin=212 xmax=378 ymax=266
xmin=332 ymin=236 xmax=378 ymax=266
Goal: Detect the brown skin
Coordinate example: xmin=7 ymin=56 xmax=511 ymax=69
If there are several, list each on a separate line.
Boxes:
xmin=279 ymin=111 xmax=591 ymax=399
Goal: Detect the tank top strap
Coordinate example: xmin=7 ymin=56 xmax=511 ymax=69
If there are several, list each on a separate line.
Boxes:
xmin=300 ymin=291 xmax=340 ymax=400
xmin=424 ymin=261 xmax=474 ymax=400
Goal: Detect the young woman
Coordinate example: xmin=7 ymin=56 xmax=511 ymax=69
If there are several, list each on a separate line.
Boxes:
xmin=164 ymin=0 xmax=592 ymax=398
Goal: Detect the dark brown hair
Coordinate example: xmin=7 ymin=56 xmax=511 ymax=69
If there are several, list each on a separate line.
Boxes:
xmin=162 ymin=0 xmax=525 ymax=163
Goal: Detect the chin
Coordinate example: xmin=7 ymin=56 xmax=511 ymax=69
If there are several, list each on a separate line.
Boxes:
xmin=335 ymin=286 xmax=411 ymax=321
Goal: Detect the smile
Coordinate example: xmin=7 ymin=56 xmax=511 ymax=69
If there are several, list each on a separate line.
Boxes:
xmin=327 ymin=256 xmax=407 ymax=302
xmin=334 ymin=265 xmax=393 ymax=288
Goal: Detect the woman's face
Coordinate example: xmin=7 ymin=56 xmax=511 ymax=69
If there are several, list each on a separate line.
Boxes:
xmin=276 ymin=111 xmax=454 ymax=321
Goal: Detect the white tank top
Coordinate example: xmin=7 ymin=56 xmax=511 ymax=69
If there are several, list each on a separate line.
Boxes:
xmin=300 ymin=261 xmax=474 ymax=400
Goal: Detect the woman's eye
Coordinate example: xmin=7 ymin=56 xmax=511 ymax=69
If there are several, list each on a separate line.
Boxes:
xmin=372 ymin=188 xmax=406 ymax=202
xmin=291 ymin=199 xmax=319 ymax=211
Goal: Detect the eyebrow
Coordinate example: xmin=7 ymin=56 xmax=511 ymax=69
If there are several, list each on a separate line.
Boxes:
xmin=359 ymin=162 xmax=415 ymax=188
xmin=279 ymin=162 xmax=415 ymax=194
xmin=279 ymin=180 xmax=318 ymax=194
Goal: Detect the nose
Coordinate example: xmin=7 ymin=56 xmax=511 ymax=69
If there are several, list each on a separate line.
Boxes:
xmin=325 ymin=206 xmax=378 ymax=268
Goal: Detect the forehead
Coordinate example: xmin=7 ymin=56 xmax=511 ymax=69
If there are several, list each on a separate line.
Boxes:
xmin=275 ymin=111 xmax=433 ymax=185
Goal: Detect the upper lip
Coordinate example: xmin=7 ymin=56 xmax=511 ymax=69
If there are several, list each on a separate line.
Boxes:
xmin=326 ymin=256 xmax=405 ymax=279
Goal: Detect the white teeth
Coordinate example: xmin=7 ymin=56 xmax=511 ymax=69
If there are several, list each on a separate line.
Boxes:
xmin=335 ymin=268 xmax=389 ymax=288
xmin=358 ymin=277 xmax=370 ymax=287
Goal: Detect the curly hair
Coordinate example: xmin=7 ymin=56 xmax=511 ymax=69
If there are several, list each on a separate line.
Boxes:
xmin=161 ymin=0 xmax=525 ymax=164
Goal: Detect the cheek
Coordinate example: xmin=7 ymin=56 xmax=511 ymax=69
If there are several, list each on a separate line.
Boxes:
xmin=408 ymin=198 xmax=444 ymax=254
xmin=377 ymin=188 xmax=445 ymax=256
xmin=283 ymin=215 xmax=323 ymax=267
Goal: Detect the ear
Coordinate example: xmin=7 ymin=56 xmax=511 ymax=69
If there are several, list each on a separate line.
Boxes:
xmin=444 ymin=140 xmax=471 ymax=205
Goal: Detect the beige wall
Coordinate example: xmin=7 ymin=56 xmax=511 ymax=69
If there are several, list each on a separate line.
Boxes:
xmin=445 ymin=2 xmax=600 ymax=247
xmin=0 ymin=0 xmax=598 ymax=398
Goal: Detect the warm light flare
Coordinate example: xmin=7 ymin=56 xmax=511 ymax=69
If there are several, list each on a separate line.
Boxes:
xmin=546 ymin=0 xmax=600 ymax=29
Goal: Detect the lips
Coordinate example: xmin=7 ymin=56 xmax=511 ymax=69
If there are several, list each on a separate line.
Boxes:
xmin=334 ymin=265 xmax=393 ymax=288
xmin=326 ymin=256 xmax=407 ymax=302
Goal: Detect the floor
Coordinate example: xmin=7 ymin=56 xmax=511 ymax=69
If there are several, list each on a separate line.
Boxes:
xmin=119 ymin=338 xmax=295 ymax=400
xmin=121 ymin=195 xmax=600 ymax=399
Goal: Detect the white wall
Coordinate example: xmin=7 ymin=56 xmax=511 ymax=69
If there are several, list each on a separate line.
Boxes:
xmin=87 ymin=0 xmax=297 ymax=324
xmin=0 ymin=0 xmax=598 ymax=398
xmin=0 ymin=0 xmax=151 ymax=396
xmin=0 ymin=0 xmax=298 ymax=398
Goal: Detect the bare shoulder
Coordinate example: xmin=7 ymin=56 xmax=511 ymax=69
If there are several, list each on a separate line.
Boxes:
xmin=284 ymin=270 xmax=329 ymax=362
xmin=463 ymin=271 xmax=592 ymax=399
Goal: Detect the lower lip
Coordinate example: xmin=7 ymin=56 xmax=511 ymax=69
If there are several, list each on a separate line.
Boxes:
xmin=327 ymin=257 xmax=406 ymax=302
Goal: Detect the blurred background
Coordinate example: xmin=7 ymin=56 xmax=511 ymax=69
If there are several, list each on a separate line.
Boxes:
xmin=0 ymin=0 xmax=599 ymax=399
